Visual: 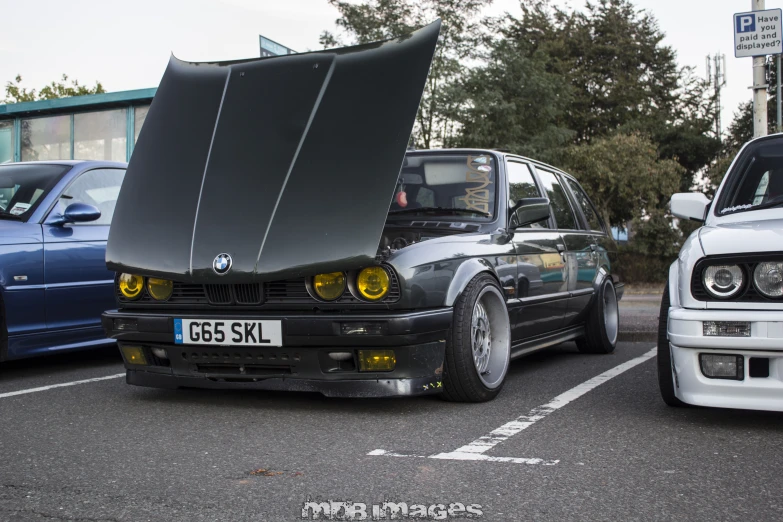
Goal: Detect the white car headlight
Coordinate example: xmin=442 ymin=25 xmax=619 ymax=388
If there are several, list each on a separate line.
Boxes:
xmin=753 ymin=262 xmax=783 ymax=297
xmin=702 ymin=264 xmax=744 ymax=298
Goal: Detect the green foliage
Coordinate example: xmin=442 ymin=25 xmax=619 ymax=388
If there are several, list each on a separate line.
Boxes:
xmin=559 ymin=133 xmax=683 ymax=233
xmin=455 ymin=37 xmax=574 ymax=162
xmin=320 ymin=0 xmax=491 ymax=149
xmin=3 ymin=74 xmax=105 ymax=104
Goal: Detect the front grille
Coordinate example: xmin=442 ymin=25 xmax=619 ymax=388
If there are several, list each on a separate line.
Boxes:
xmin=116 ymin=269 xmax=401 ymax=308
xmin=234 ymin=283 xmax=262 ymax=305
xmin=205 ymin=284 xmax=233 ymax=305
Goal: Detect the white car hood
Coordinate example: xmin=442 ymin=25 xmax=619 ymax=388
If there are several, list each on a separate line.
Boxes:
xmin=699 ymin=218 xmax=783 ymax=256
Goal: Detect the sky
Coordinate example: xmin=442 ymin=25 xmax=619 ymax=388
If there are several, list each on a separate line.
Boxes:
xmin=0 ymin=0 xmax=776 ymax=132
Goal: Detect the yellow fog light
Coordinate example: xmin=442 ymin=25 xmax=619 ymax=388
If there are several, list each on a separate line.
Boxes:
xmin=358 ymin=350 xmax=396 ymax=372
xmin=121 ymin=345 xmax=147 ymax=365
xmin=147 ymin=278 xmax=173 ymax=301
xmin=356 ymin=266 xmax=390 ymax=301
xmin=313 ymin=272 xmax=346 ymax=301
xmin=118 ymin=273 xmax=144 ymax=300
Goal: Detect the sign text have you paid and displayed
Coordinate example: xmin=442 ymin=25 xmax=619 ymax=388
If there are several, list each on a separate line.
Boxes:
xmin=734 ymin=8 xmax=783 ymax=58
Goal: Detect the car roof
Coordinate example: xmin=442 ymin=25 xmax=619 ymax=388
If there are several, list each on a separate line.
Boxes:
xmin=406 ymin=148 xmax=571 ymax=178
xmin=0 ymin=160 xmax=128 ymax=169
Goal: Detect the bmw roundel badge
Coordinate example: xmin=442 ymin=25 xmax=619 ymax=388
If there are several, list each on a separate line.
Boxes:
xmin=213 ymin=253 xmax=232 ymax=275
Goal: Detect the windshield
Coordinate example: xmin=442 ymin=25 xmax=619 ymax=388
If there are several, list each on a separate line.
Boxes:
xmin=388 ymin=153 xmax=496 ymax=220
xmin=718 ymin=138 xmax=783 ymax=216
xmin=0 ymin=164 xmax=70 ymax=221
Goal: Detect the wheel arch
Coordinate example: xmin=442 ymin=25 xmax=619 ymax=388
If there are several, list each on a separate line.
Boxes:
xmin=444 ymin=258 xmax=502 ymax=307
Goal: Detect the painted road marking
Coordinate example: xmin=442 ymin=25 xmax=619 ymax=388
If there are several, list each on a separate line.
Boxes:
xmin=370 ymin=347 xmax=657 ymax=465
xmin=0 ymin=373 xmax=125 ymax=399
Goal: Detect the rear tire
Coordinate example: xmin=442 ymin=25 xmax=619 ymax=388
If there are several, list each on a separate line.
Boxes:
xmin=576 ymin=277 xmax=618 ymax=354
xmin=441 ymin=274 xmax=511 ymax=403
xmin=657 ymin=282 xmax=687 ymax=407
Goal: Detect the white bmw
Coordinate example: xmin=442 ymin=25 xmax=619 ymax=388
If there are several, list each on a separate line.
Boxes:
xmin=661 ymin=134 xmax=783 ymax=412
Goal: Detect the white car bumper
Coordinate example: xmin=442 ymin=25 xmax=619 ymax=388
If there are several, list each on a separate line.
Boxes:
xmin=668 ymin=308 xmax=783 ymax=412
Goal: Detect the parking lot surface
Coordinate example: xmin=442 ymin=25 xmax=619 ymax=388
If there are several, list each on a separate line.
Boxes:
xmin=1 ymin=337 xmax=781 ymax=522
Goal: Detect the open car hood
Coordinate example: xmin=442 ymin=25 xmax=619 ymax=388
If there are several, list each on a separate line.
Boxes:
xmin=107 ymin=21 xmax=441 ymax=282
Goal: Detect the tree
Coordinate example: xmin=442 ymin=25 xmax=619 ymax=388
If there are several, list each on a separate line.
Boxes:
xmin=559 ymin=133 xmax=683 ymax=234
xmin=320 ymin=0 xmax=491 ymax=149
xmin=3 ymin=74 xmax=105 ymax=104
xmin=486 ymin=0 xmax=719 ymax=188
xmin=454 ymin=35 xmax=574 ymax=163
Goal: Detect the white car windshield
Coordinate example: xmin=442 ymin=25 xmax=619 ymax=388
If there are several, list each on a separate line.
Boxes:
xmin=719 ymin=137 xmax=783 ymax=215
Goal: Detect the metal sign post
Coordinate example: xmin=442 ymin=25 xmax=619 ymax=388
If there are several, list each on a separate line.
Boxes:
xmin=734 ymin=1 xmax=783 ymax=137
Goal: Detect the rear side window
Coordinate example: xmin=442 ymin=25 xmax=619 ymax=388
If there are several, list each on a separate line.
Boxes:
xmin=536 ymin=169 xmax=578 ymax=230
xmin=565 ymin=177 xmax=604 ymax=232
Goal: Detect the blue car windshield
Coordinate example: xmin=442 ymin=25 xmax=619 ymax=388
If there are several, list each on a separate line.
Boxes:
xmin=0 ymin=164 xmax=70 ymax=221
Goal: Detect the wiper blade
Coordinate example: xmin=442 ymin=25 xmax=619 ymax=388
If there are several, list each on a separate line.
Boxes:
xmin=0 ymin=212 xmax=22 ymax=221
xmin=388 ymin=206 xmax=491 ymax=217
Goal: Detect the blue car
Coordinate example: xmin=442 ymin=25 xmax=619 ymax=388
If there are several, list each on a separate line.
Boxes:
xmin=0 ymin=160 xmax=127 ymax=361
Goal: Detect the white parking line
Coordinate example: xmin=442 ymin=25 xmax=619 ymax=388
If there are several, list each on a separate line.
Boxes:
xmin=0 ymin=373 xmax=125 ymax=399
xmin=370 ymin=347 xmax=657 ymax=465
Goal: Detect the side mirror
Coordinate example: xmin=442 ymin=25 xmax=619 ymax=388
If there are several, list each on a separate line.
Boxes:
xmin=51 ymin=202 xmax=101 ymax=226
xmin=511 ymin=198 xmax=551 ymax=228
xmin=671 ymin=193 xmax=710 ymax=222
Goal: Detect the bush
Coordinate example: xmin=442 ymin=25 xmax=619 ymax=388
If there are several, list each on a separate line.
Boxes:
xmin=615 ymin=248 xmax=675 ymax=284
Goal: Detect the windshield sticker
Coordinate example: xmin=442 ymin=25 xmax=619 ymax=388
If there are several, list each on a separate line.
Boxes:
xmin=9 ymin=202 xmax=31 ymax=216
xmin=721 ymin=204 xmax=753 ymax=214
xmin=457 ymin=155 xmax=493 ymax=213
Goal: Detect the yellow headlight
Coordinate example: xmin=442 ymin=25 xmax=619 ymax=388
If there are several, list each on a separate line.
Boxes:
xmin=118 ymin=273 xmax=144 ymax=300
xmin=313 ymin=272 xmax=346 ymax=301
xmin=356 ymin=266 xmax=390 ymax=301
xmin=147 ymin=278 xmax=173 ymax=301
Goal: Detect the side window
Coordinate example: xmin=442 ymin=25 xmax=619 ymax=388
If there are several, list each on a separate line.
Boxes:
xmin=55 ymin=169 xmax=125 ymax=225
xmin=565 ymin=177 xmax=604 ymax=232
xmin=507 ymin=161 xmax=547 ymax=229
xmin=536 ymin=169 xmax=578 ymax=230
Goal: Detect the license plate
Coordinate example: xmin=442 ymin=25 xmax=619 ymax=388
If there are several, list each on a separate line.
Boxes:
xmin=174 ymin=319 xmax=282 ymax=346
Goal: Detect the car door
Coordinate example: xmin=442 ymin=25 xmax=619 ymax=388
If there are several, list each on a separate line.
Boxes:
xmin=42 ymin=167 xmax=125 ymax=335
xmin=563 ymin=173 xmax=611 ymax=283
xmin=506 ymin=160 xmax=567 ymax=342
xmin=531 ymin=167 xmax=587 ymax=329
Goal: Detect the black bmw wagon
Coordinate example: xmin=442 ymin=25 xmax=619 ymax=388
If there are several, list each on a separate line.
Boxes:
xmin=102 ymin=21 xmax=621 ymax=402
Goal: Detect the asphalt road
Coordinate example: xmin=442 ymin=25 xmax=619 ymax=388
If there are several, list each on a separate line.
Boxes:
xmin=2 ymin=336 xmax=782 ymax=522
xmin=618 ymin=293 xmax=660 ymax=342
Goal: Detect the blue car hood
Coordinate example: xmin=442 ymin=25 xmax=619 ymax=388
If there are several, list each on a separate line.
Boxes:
xmin=0 ymin=220 xmax=42 ymax=245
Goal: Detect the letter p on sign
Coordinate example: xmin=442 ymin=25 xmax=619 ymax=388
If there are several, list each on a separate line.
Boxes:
xmin=737 ymin=14 xmax=755 ymax=33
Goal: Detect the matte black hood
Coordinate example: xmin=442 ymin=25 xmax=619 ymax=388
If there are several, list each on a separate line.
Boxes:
xmin=107 ymin=21 xmax=441 ymax=282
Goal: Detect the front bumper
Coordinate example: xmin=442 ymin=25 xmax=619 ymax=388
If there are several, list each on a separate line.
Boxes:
xmin=102 ymin=308 xmax=452 ymax=398
xmin=668 ymin=308 xmax=783 ymax=411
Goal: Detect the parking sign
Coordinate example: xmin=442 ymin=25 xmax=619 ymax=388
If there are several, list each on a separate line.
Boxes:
xmin=734 ymin=8 xmax=783 ymax=57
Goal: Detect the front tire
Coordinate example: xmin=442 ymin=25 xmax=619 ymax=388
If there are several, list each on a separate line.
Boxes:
xmin=442 ymin=274 xmax=511 ymax=402
xmin=657 ymin=282 xmax=686 ymax=407
xmin=576 ymin=277 xmax=619 ymax=354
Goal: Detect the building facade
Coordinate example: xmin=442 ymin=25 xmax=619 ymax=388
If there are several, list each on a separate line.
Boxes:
xmin=0 ymin=88 xmax=156 ymax=164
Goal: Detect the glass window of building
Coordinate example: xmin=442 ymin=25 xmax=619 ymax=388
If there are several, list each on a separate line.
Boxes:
xmin=74 ymin=109 xmax=127 ymax=161
xmin=0 ymin=121 xmax=14 ymax=164
xmin=134 ymin=106 xmax=149 ymax=143
xmin=21 ymin=115 xmax=71 ymax=161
